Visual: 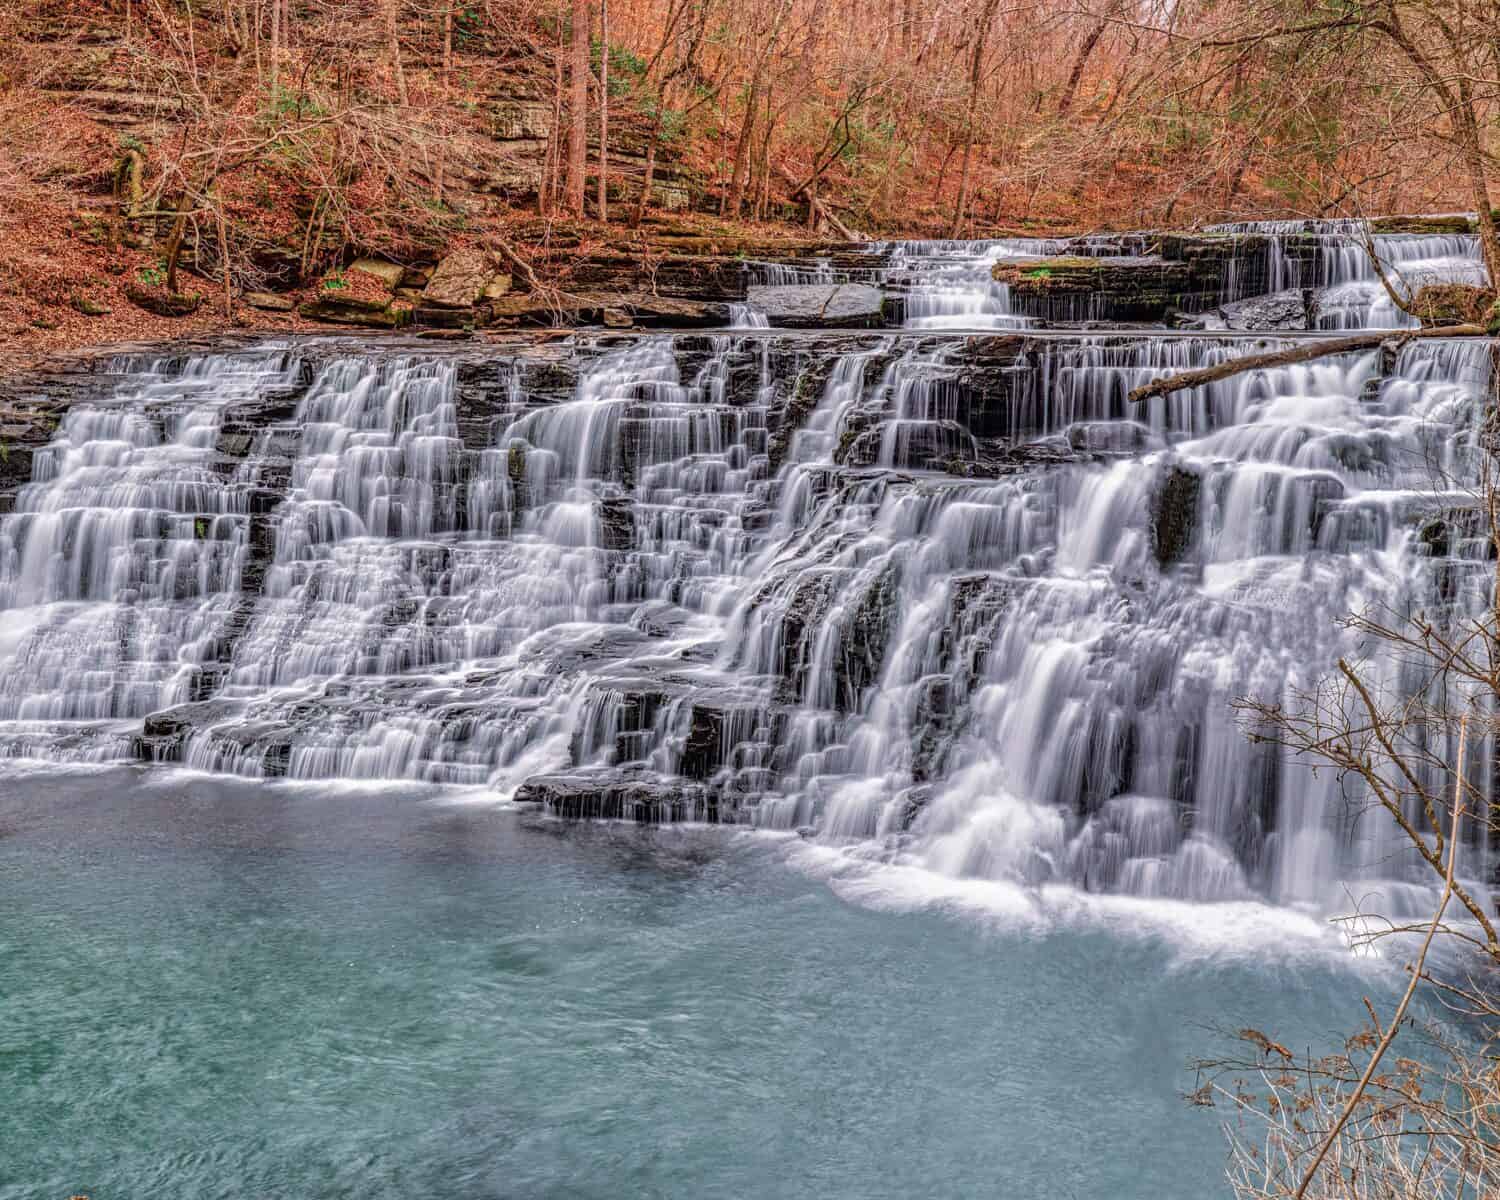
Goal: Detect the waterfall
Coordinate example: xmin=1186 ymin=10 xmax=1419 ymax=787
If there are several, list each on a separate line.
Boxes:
xmin=872 ymin=238 xmax=1067 ymax=329
xmin=0 ymin=223 xmax=1493 ymax=914
xmin=1207 ymin=219 xmax=1487 ymax=328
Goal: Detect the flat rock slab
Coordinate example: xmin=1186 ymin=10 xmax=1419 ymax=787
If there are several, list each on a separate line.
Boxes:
xmin=349 ymin=258 xmax=404 ymax=289
xmin=745 ymin=283 xmax=885 ymax=327
xmin=242 ymin=291 xmax=296 ymax=311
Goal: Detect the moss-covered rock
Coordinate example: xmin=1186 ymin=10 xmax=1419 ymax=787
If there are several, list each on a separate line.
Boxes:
xmin=993 ymin=256 xmax=1194 ymax=322
xmin=124 ymin=282 xmax=201 ymax=316
xmin=1407 ymin=283 xmax=1496 ymax=328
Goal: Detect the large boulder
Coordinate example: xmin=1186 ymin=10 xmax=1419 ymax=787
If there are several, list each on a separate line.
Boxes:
xmin=745 ymin=283 xmax=885 ymax=328
xmin=422 ymin=249 xmax=500 ymax=309
xmin=1215 ymin=288 xmax=1316 ymax=332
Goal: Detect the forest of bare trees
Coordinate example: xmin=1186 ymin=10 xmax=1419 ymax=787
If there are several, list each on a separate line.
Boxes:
xmin=1 ymin=0 xmax=1498 ymax=337
xmin=5 ymin=1 xmax=1499 ymax=241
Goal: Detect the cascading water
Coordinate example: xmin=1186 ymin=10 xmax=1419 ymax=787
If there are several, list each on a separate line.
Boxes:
xmin=873 ymin=237 xmax=1067 ymax=328
xmin=0 ymin=220 xmax=1492 ymax=920
xmin=1207 ymin=218 xmax=1488 ymax=329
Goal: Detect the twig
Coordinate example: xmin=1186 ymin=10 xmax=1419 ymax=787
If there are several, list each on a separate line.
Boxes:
xmin=1293 ymin=714 xmax=1468 ymax=1200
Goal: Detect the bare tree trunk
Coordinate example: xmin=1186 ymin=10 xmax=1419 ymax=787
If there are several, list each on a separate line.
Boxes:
xmin=1057 ymin=14 xmax=1107 ymax=115
xmin=218 ymin=209 xmax=234 ymax=317
xmin=949 ymin=0 xmax=1000 ymax=237
xmin=385 ymin=0 xmax=408 ymax=105
xmin=723 ymin=75 xmax=760 ymax=216
xmin=951 ymin=133 xmax=974 ymax=238
xmin=633 ymin=111 xmax=662 ymax=226
xmin=435 ymin=2 xmax=452 ymax=203
xmin=754 ymin=89 xmax=775 ymax=221
xmin=543 ymin=8 xmax=566 ymax=214
xmin=164 ymin=190 xmax=196 ymax=296
xmin=566 ymin=0 xmax=589 ymax=214
xmin=720 ymin=84 xmax=756 ymax=216
xmin=251 ymin=0 xmax=261 ymax=79
xmin=597 ymin=0 xmax=608 ymax=221
xmin=269 ymin=0 xmax=280 ymax=95
xmin=1455 ymin=87 xmax=1500 ymax=287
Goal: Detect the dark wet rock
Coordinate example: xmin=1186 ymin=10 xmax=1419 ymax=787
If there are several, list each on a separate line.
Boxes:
xmin=1215 ymin=288 xmax=1317 ymax=331
xmin=134 ymin=698 xmax=243 ymax=762
xmin=844 ymin=418 xmax=972 ymax=470
xmin=950 ymin=336 xmax=1031 ymax=440
xmin=1417 ymin=504 xmax=1496 ymax=604
xmin=832 ymin=560 xmax=900 ymax=712
xmin=896 ymin=784 xmax=934 ymax=831
xmin=994 ymin=256 xmax=1194 ymax=323
xmin=745 ymin=283 xmax=885 ymax=327
xmin=949 ymin=436 xmax=1082 ymax=479
xmin=1067 ymin=421 xmax=1156 ymax=454
xmin=679 ymin=704 xmax=725 ymax=780
xmin=1151 ymin=465 xmax=1201 ymax=567
xmin=516 ymin=770 xmax=721 ymax=822
xmin=767 ymin=365 xmax=828 ymax=470
xmin=597 ymin=496 xmax=634 ymax=551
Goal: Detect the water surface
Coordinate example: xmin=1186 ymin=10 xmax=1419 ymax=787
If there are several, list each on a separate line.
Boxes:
xmin=2 ymin=768 xmax=1394 ymax=1199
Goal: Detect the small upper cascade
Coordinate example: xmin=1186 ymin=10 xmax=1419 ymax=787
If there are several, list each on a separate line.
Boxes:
xmin=1207 ymin=218 xmax=1487 ymax=329
xmin=873 ymin=237 xmax=1067 ymax=329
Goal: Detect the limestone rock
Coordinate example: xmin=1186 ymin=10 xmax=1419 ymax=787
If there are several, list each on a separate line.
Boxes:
xmin=744 ymin=283 xmax=885 ymax=327
xmin=242 ymin=291 xmax=296 ymax=312
xmin=135 ymin=699 xmax=243 ymax=763
xmin=1214 ymin=288 xmax=1315 ymax=332
xmin=348 ymin=258 xmax=404 ymax=290
xmin=992 ymin=256 xmax=1193 ymax=323
xmin=422 ymin=249 xmax=498 ymax=309
xmin=480 ymin=274 xmax=513 ymax=300
xmin=124 ymin=283 xmax=202 ymax=317
xmin=298 ymin=299 xmax=410 ymax=328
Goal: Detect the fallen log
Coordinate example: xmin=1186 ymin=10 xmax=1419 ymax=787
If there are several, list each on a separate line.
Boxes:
xmin=1127 ymin=324 xmax=1487 ymax=405
xmin=775 ymin=164 xmax=865 ymax=242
